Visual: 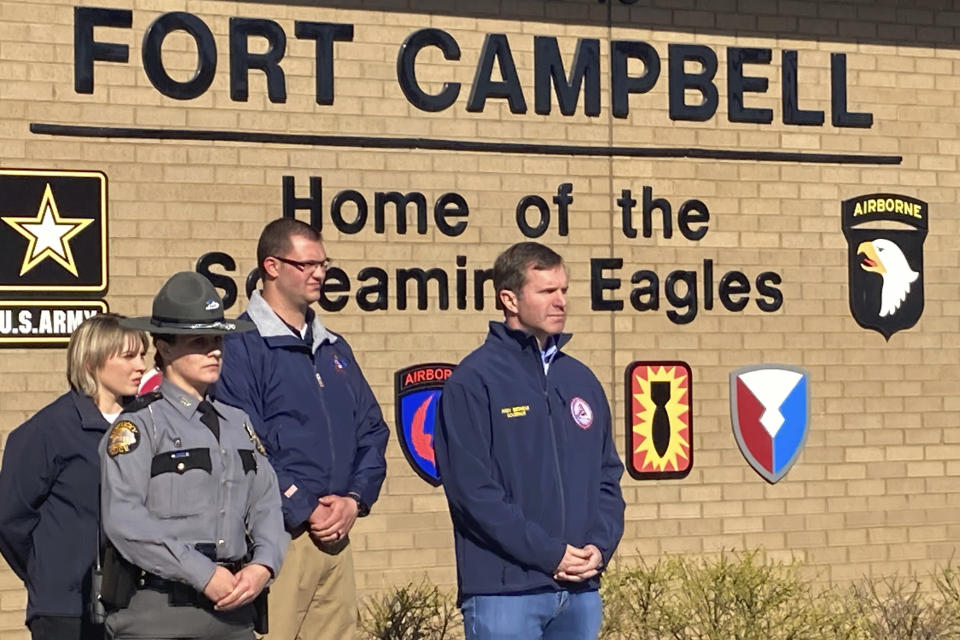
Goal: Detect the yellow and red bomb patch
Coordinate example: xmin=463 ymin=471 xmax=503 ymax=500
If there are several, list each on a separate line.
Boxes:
xmin=625 ymin=361 xmax=692 ymax=480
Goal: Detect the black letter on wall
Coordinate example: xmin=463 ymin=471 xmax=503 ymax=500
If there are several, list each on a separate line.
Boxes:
xmin=611 ymin=41 xmax=660 ymax=119
xmin=295 ymin=21 xmax=353 ymax=105
xmin=668 ymin=44 xmax=718 ymax=121
xmin=591 ymin=258 xmax=623 ymax=311
xmin=230 ymin=17 xmax=287 ymax=103
xmin=196 ymin=252 xmax=238 ymax=310
xmin=282 ymin=176 xmax=323 ymax=230
xmin=831 ymin=53 xmax=872 ymax=128
xmin=397 ymin=28 xmax=461 ymax=112
xmin=781 ymin=50 xmax=824 ymax=126
xmin=467 ymin=34 xmax=527 ymax=113
xmin=75 ymin=6 xmax=131 ymax=94
xmin=142 ymin=12 xmax=217 ymax=100
xmin=727 ymin=47 xmax=772 ymax=124
xmin=534 ymin=37 xmax=600 ymax=116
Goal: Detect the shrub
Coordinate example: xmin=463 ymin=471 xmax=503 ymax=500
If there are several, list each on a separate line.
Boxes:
xmin=359 ymin=556 xmax=960 ymax=640
xmin=935 ymin=562 xmax=960 ymax=628
xmin=848 ymin=573 xmax=960 ymax=640
xmin=598 ymin=557 xmax=676 ymax=640
xmin=600 ymin=551 xmax=836 ymax=640
xmin=359 ymin=579 xmax=461 ymax=640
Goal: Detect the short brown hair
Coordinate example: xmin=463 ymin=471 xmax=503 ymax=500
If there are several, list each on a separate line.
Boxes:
xmin=257 ymin=218 xmax=323 ymax=276
xmin=66 ymin=313 xmax=149 ymax=396
xmin=493 ymin=242 xmax=564 ymax=295
xmin=152 ymin=334 xmax=175 ymax=370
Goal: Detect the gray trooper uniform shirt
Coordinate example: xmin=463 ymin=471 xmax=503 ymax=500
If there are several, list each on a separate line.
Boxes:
xmin=100 ymin=378 xmax=287 ymax=592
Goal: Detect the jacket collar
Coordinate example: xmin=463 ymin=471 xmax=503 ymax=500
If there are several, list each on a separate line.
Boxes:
xmin=245 ymin=289 xmax=338 ymax=354
xmin=70 ymin=390 xmax=110 ymax=432
xmin=487 ymin=321 xmax=572 ymax=354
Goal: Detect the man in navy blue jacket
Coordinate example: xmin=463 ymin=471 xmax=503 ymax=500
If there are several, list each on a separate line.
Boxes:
xmin=214 ymin=218 xmax=389 ymax=640
xmin=435 ymin=242 xmax=625 ymax=640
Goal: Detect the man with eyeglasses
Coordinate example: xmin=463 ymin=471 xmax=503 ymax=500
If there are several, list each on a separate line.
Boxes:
xmin=214 ymin=218 xmax=389 ymax=640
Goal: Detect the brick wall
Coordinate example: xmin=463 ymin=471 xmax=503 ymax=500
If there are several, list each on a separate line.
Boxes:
xmin=1 ymin=0 xmax=958 ymax=635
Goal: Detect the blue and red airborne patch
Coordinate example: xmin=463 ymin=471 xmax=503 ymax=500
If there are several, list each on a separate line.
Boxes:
xmin=394 ymin=363 xmax=455 ymax=487
xmin=730 ymin=364 xmax=810 ymax=484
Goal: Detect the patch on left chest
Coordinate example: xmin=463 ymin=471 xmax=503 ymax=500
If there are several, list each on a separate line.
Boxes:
xmin=331 ymin=352 xmax=348 ymax=373
xmin=570 ymin=397 xmax=594 ymax=430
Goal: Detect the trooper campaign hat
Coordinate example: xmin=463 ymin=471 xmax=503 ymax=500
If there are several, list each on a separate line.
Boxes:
xmin=121 ymin=271 xmax=256 ymax=335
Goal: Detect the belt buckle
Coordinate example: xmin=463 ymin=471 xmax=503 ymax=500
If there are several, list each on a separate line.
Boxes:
xmin=168 ymin=582 xmax=200 ymax=607
xmin=219 ymin=559 xmax=244 ymax=573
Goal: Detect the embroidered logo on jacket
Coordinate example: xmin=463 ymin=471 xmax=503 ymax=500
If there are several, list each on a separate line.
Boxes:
xmin=501 ymin=405 xmax=530 ymax=419
xmin=570 ymin=397 xmax=593 ymax=429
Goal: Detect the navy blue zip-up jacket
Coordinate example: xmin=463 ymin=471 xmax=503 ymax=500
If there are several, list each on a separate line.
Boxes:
xmin=435 ymin=322 xmax=625 ymax=602
xmin=214 ymin=291 xmax=389 ymax=531
xmin=0 ymin=391 xmax=108 ymax=623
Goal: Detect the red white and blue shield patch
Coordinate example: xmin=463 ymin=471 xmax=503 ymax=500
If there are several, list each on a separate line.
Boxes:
xmin=730 ymin=365 xmax=810 ymax=484
xmin=394 ymin=363 xmax=454 ymax=487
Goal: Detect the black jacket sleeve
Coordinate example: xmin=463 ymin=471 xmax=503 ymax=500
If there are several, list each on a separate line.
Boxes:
xmin=0 ymin=420 xmax=58 ymax=581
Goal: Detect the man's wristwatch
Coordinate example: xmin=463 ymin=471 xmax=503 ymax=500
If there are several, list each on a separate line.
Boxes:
xmin=347 ymin=492 xmax=369 ymax=517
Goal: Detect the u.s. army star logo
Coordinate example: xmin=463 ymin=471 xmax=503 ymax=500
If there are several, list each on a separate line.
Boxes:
xmin=107 ymin=420 xmax=140 ymax=457
xmin=0 ymin=169 xmax=107 ymax=294
xmin=2 ymin=184 xmax=92 ymax=277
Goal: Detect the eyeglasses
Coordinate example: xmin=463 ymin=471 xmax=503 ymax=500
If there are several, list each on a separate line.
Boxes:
xmin=272 ymin=256 xmax=333 ymax=273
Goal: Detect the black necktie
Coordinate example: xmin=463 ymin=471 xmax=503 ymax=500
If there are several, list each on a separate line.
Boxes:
xmin=197 ymin=400 xmax=220 ymax=442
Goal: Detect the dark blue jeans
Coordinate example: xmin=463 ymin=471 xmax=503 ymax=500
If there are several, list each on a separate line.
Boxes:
xmin=461 ymin=590 xmax=602 ymax=640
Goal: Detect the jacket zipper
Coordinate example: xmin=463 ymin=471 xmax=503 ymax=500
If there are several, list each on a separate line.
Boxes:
xmin=311 ymin=348 xmax=337 ymax=474
xmin=538 ymin=348 xmax=566 ymax=533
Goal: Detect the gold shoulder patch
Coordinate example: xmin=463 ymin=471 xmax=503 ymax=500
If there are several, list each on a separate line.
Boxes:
xmin=244 ymin=421 xmax=267 ymax=456
xmin=107 ymin=420 xmax=140 ymax=457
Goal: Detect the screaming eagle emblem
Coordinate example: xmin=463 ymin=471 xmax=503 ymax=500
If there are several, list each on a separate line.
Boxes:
xmin=842 ymin=194 xmax=927 ymax=340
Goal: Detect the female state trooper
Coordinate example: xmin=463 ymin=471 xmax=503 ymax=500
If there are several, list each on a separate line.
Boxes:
xmin=99 ymin=271 xmax=287 ymax=640
xmin=0 ymin=313 xmax=147 ymax=640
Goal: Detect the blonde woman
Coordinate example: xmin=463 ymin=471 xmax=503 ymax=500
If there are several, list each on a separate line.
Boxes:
xmin=0 ymin=313 xmax=148 ymax=640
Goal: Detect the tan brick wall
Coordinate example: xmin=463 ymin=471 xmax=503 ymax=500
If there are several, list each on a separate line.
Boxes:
xmin=1 ymin=0 xmax=959 ymax=635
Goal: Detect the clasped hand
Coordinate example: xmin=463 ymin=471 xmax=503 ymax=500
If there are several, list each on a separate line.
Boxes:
xmin=307 ymin=494 xmax=359 ymax=545
xmin=203 ymin=563 xmax=271 ymax=611
xmin=553 ymin=544 xmax=603 ymax=582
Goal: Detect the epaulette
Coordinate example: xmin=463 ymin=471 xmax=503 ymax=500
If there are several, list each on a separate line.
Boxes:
xmin=124 ymin=390 xmax=163 ymax=412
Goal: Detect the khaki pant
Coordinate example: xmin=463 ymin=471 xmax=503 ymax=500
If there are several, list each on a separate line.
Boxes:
xmin=266 ymin=533 xmax=357 ymax=640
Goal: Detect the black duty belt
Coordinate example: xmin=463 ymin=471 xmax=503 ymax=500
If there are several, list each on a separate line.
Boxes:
xmin=140 ymin=559 xmax=244 ymax=607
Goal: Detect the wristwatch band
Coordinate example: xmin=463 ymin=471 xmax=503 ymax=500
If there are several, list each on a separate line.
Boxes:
xmin=347 ymin=492 xmax=369 ymax=517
